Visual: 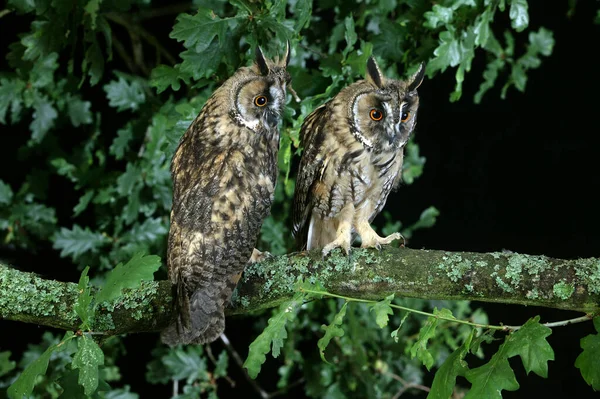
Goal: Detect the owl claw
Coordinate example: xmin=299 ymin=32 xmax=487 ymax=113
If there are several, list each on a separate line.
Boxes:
xmin=360 ymin=232 xmax=404 ymax=249
xmin=250 ymin=248 xmax=271 ymax=263
xmin=321 ymin=241 xmax=352 ymax=259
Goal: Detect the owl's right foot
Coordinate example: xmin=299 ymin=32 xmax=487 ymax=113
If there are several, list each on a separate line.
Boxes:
xmin=321 ymin=233 xmax=352 ymax=258
xmin=249 ymin=248 xmax=271 ymax=263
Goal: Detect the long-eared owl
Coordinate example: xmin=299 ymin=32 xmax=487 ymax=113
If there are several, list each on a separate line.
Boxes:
xmin=161 ymin=44 xmax=291 ymax=346
xmin=292 ymin=56 xmax=425 ymax=255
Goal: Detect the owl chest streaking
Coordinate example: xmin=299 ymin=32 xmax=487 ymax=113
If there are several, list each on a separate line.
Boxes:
xmin=161 ymin=45 xmax=291 ymax=346
xmin=292 ymin=56 xmax=425 ymax=255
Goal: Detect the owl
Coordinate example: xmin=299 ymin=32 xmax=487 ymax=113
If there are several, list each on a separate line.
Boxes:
xmin=161 ymin=44 xmax=291 ymax=346
xmin=292 ymin=56 xmax=425 ymax=255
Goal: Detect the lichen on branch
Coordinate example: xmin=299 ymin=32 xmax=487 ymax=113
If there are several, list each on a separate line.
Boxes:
xmin=1 ymin=247 xmax=599 ymax=335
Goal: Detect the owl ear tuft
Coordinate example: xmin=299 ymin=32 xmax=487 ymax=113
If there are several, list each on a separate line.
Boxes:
xmin=255 ymin=46 xmax=270 ymax=76
xmin=366 ymin=56 xmax=385 ymax=88
xmin=408 ymin=62 xmax=426 ymax=91
xmin=284 ymin=40 xmax=291 ymax=67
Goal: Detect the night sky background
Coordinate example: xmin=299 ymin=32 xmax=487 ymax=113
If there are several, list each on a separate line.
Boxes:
xmin=2 ymin=0 xmax=600 ymax=398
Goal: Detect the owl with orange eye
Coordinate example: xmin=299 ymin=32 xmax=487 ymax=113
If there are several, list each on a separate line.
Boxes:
xmin=292 ymin=56 xmax=425 ymax=255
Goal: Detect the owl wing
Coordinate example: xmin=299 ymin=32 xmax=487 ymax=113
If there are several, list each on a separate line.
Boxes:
xmin=291 ymin=104 xmax=330 ymax=249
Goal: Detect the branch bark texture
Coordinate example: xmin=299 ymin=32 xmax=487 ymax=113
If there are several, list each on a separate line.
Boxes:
xmin=1 ymin=248 xmax=599 ymax=335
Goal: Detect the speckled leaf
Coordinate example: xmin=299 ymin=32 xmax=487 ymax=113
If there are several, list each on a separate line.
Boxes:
xmin=244 ymin=292 xmax=304 ymax=379
xmin=318 ymin=302 xmax=347 ymax=363
xmin=72 ymin=335 xmax=104 ymax=396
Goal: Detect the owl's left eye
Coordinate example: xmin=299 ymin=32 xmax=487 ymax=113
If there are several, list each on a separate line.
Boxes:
xmin=254 ymin=96 xmax=268 ymax=107
xmin=370 ymin=109 xmax=383 ymax=121
xmin=401 ymin=111 xmax=410 ymax=122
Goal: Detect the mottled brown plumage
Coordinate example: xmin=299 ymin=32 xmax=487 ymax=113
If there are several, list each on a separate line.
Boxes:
xmin=161 ymin=45 xmax=291 ymax=346
xmin=292 ymin=56 xmax=425 ymax=255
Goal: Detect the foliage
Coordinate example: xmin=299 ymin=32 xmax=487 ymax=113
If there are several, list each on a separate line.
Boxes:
xmin=0 ymin=0 xmax=596 ymax=398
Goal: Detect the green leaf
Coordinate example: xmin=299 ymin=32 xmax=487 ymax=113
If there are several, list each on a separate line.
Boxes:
xmin=427 ymin=30 xmax=460 ymax=74
xmin=474 ymin=8 xmax=493 ymax=47
xmin=72 ymin=335 xmax=105 ymax=396
xmin=243 ymin=292 xmax=304 ymax=379
xmin=8 ymin=0 xmax=36 ymax=13
xmin=74 ymin=266 xmax=94 ymax=329
xmin=170 ymin=8 xmax=231 ymax=52
xmin=214 ymin=351 xmax=229 ymax=378
xmin=464 ymin=354 xmax=519 ymax=399
xmin=30 ymin=52 xmax=59 ymax=89
xmin=528 ymin=27 xmax=554 ymax=57
xmin=343 ymin=15 xmax=357 ymax=57
xmin=0 ymin=180 xmax=14 ymax=205
xmin=410 ymin=317 xmax=437 ymax=370
xmin=0 ymin=78 xmax=25 ymax=124
xmin=162 ymin=346 xmax=209 ymax=383
xmin=345 ymin=41 xmax=373 ymax=78
xmin=370 ymin=294 xmax=394 ymax=328
xmin=73 ymin=191 xmax=95 ymax=217
xmin=150 ymin=65 xmax=187 ymax=94
xmin=509 ymin=0 xmax=529 ymax=32
xmin=104 ymin=75 xmax=146 ymax=112
xmin=0 ymin=351 xmax=16 ymax=377
xmin=464 ymin=346 xmax=520 ymax=399
xmin=102 ymin=386 xmax=139 ymax=399
xmin=7 ymin=341 xmax=60 ymax=398
xmin=116 ymin=163 xmax=141 ymax=196
xmin=423 ymin=5 xmax=454 ymax=29
xmin=66 ymin=95 xmax=93 ymax=127
xmin=179 ymin=44 xmax=222 ymax=81
xmin=109 ymin=124 xmax=134 ymax=160
xmin=29 ymin=93 xmax=58 ymax=144
xmin=504 ymin=316 xmax=554 ymax=377
xmin=292 ymin=0 xmax=312 ymax=32
xmin=427 ymin=330 xmax=474 ymax=399
xmin=51 ymin=158 xmax=78 ymax=183
xmin=21 ymin=21 xmax=63 ymax=61
xmin=474 ymin=58 xmax=504 ymax=104
xmin=85 ymin=0 xmax=103 ymax=29
xmin=575 ymin=317 xmax=600 ymax=390
xmin=83 ymin=39 xmax=104 ymax=85
xmin=53 ymin=225 xmax=109 ymax=260
xmin=318 ymin=302 xmax=348 ymax=363
xmin=96 ymin=252 xmax=162 ymax=303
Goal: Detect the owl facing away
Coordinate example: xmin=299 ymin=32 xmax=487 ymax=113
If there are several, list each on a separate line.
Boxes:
xmin=161 ymin=44 xmax=291 ymax=346
xmin=292 ymin=56 xmax=425 ymax=255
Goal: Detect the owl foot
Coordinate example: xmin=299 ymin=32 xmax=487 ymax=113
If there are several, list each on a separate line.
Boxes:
xmin=359 ymin=230 xmax=405 ymax=250
xmin=250 ymin=248 xmax=272 ymax=263
xmin=321 ymin=236 xmax=352 ymax=258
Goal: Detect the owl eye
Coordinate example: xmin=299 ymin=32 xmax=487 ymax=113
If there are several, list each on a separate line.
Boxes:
xmin=370 ymin=109 xmax=383 ymax=121
xmin=254 ymin=96 xmax=268 ymax=107
xmin=401 ymin=111 xmax=410 ymax=122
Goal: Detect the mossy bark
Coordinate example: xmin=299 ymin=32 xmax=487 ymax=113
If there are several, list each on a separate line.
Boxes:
xmin=1 ymin=247 xmax=599 ymax=335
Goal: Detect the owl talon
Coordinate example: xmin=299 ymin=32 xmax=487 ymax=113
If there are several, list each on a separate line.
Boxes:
xmin=250 ymin=248 xmax=271 ymax=263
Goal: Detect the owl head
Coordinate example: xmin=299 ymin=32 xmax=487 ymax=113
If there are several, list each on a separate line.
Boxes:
xmin=227 ymin=43 xmax=291 ymax=132
xmin=340 ymin=56 xmax=425 ymax=152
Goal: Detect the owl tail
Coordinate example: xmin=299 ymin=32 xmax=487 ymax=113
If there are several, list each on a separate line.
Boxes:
xmin=306 ymin=215 xmax=338 ymax=250
xmin=160 ymin=283 xmax=229 ymax=346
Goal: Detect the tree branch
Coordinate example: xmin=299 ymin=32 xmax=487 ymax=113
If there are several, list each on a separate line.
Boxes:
xmin=1 ymin=248 xmax=599 ymax=335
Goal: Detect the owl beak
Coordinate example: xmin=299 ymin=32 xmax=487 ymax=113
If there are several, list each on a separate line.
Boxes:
xmin=265 ymin=110 xmax=279 ymax=128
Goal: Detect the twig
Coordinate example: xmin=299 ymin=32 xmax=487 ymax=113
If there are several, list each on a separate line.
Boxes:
xmin=105 ymin=12 xmax=177 ymax=65
xmin=219 ymin=333 xmax=269 ymax=399
xmin=267 ymin=378 xmax=306 ymax=398
xmin=385 ymin=372 xmax=430 ymax=399
xmin=206 ymin=343 xmax=235 ymax=388
xmin=112 ymin=33 xmax=138 ymax=74
xmin=301 ymin=288 xmax=597 ymax=332
xmin=171 ymin=379 xmax=179 ymax=398
xmin=138 ymin=3 xmax=195 ymax=19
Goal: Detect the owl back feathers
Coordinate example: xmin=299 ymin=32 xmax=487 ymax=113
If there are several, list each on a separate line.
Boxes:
xmin=161 ymin=44 xmax=290 ymax=346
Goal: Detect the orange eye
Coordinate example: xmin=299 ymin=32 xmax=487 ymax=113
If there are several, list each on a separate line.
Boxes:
xmin=370 ymin=109 xmax=383 ymax=121
xmin=401 ymin=111 xmax=410 ymax=122
xmin=254 ymin=96 xmax=268 ymax=107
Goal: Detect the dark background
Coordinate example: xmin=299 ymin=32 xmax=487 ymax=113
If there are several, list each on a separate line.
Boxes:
xmin=2 ymin=1 xmax=600 ymax=398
